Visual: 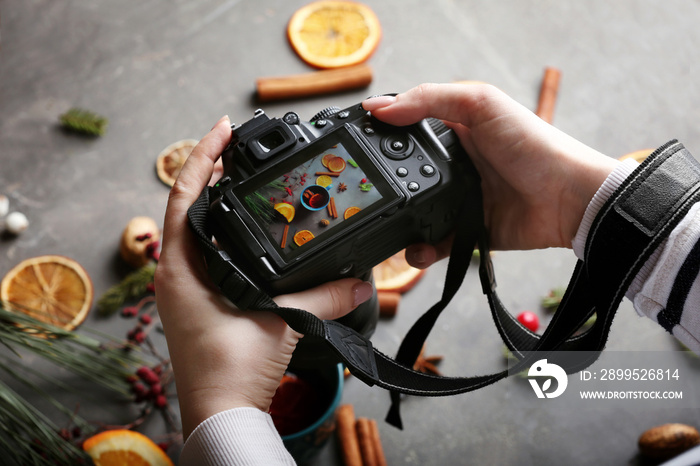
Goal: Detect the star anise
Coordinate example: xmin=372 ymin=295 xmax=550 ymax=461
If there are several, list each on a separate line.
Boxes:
xmin=413 ymin=344 xmax=443 ymax=375
xmin=337 ymin=183 xmax=347 ymax=192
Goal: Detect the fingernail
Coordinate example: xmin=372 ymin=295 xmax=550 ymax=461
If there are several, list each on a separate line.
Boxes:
xmin=362 ymin=95 xmax=396 ymax=111
xmin=410 ymin=248 xmax=427 ymax=266
xmin=353 ymin=281 xmax=374 ymax=307
xmin=211 ymin=115 xmax=230 ymax=131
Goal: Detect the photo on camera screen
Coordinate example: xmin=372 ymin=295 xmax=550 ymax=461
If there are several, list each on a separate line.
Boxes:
xmin=243 ymin=141 xmax=383 ymax=257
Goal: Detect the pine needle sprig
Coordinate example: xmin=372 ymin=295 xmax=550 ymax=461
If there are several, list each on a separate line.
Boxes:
xmin=0 ymin=380 xmax=90 ymax=465
xmin=97 ymin=262 xmax=156 ymax=316
xmin=541 ymin=287 xmax=565 ymax=312
xmin=0 ymin=304 xmax=149 ymax=395
xmin=59 ymin=107 xmax=108 ymax=137
xmin=0 ymin=302 xmax=160 ymax=464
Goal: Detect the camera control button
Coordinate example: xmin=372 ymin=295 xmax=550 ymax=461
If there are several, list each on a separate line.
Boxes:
xmin=314 ymin=119 xmax=328 ymax=128
xmin=391 ymin=140 xmax=404 ymax=151
xmin=283 ymin=112 xmax=300 ymax=125
xmin=420 ymin=164 xmax=436 ymax=177
xmin=396 ymin=167 xmax=408 ymax=177
xmin=363 ymin=125 xmax=375 ymax=135
xmin=381 ymin=134 xmax=414 ymax=160
xmin=337 ymin=110 xmax=350 ymax=119
xmin=407 ymin=181 xmax=420 ymax=192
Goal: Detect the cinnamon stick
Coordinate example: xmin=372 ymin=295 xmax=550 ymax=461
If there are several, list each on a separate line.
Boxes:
xmin=378 ymin=291 xmax=400 ymax=317
xmin=535 ymin=67 xmax=561 ymax=124
xmin=356 ymin=418 xmax=377 ymax=466
xmin=329 ymin=197 xmax=338 ymax=219
xmin=336 ymin=405 xmax=362 ymax=466
xmin=256 ymin=64 xmax=373 ymax=102
xmin=315 ymin=171 xmax=341 ymax=177
xmin=281 ymin=224 xmax=290 ymax=249
xmin=368 ymin=419 xmax=387 ymax=466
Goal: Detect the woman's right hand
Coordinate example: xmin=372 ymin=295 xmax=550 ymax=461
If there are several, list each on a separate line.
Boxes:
xmin=363 ymin=83 xmax=619 ymax=267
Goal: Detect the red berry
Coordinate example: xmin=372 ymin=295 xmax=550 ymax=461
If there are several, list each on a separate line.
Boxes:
xmin=154 ymin=394 xmax=168 ymax=409
xmin=149 ymin=383 xmax=163 ymax=397
xmin=139 ymin=314 xmax=153 ymax=325
xmin=361 ymin=178 xmax=367 ymax=184
xmin=133 ymin=331 xmax=146 ymax=343
xmin=146 ymin=282 xmax=156 ymax=292
xmin=136 ymin=366 xmax=160 ymax=385
xmin=121 ymin=306 xmax=138 ymax=318
xmin=517 ymin=311 xmax=539 ymax=332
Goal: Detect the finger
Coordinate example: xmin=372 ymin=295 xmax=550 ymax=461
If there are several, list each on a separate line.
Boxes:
xmin=161 ymin=116 xmax=232 ymax=257
xmin=167 ymin=115 xmax=231 ymax=215
xmin=274 ymin=279 xmax=374 ymax=322
xmin=405 ymin=234 xmax=454 ymax=269
xmin=363 ymin=82 xmax=520 ymax=128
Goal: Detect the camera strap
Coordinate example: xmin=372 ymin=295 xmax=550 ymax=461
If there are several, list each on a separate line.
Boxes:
xmin=188 ymin=139 xmax=700 ymax=429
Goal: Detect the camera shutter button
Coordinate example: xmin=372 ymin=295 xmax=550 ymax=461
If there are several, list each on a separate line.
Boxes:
xmin=407 ymin=181 xmax=420 ymax=192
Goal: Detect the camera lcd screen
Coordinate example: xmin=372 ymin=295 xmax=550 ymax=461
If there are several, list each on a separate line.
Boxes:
xmin=237 ymin=128 xmax=398 ymax=261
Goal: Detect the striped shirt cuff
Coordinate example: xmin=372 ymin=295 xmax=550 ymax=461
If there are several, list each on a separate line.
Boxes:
xmin=179 ymin=407 xmax=295 ymax=466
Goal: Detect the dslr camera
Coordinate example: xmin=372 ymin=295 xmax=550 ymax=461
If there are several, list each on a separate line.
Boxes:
xmin=207 ymin=101 xmax=474 ymax=363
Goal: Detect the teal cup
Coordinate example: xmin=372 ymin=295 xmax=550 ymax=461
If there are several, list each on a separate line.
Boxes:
xmin=281 ymin=363 xmax=344 ymax=463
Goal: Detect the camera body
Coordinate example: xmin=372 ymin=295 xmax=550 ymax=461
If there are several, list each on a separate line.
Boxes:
xmin=207 ymin=102 xmax=474 ymax=358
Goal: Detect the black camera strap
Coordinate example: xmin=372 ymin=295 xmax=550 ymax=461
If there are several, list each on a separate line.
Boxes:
xmin=187 ymin=140 xmax=700 ymax=429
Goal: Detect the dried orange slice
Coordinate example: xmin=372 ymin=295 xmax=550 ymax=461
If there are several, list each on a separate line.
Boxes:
xmin=287 ymin=0 xmax=382 ymax=69
xmin=155 ymin=139 xmax=199 ymax=187
xmin=343 ymin=206 xmax=361 ymax=219
xmin=373 ymin=249 xmax=426 ymax=293
xmin=327 ymin=157 xmax=346 ymax=173
xmin=274 ymin=202 xmax=296 ymax=223
xmin=0 ymin=255 xmax=93 ymax=331
xmin=316 ymin=175 xmax=333 ymax=187
xmin=294 ymin=229 xmax=315 ymax=246
xmin=83 ymin=429 xmax=174 ymax=466
xmin=620 ymin=148 xmax=654 ymax=163
xmin=322 ymin=153 xmax=337 ymax=168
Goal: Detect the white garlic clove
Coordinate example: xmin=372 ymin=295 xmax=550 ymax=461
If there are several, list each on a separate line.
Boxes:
xmin=0 ymin=195 xmax=9 ymax=218
xmin=5 ymin=212 xmax=29 ymax=235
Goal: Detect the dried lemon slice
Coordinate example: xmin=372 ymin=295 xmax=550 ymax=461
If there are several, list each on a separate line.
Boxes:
xmin=83 ymin=429 xmax=174 ymax=466
xmin=287 ymin=0 xmax=382 ymax=69
xmin=373 ymin=249 xmax=425 ymax=293
xmin=155 ymin=139 xmax=199 ymax=187
xmin=274 ymin=202 xmax=296 ymax=223
xmin=293 ymin=229 xmax=315 ymax=246
xmin=0 ymin=255 xmax=93 ymax=331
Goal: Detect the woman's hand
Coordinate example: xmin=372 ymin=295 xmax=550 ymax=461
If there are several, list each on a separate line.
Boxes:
xmin=363 ymin=83 xmax=618 ymax=267
xmin=155 ymin=116 xmax=374 ymax=438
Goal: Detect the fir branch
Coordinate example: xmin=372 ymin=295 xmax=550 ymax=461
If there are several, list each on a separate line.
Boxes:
xmin=59 ymin=107 xmax=108 ymax=137
xmin=541 ymin=287 xmax=565 ymax=312
xmin=0 ymin=380 xmax=90 ymax=465
xmin=0 ymin=303 xmax=159 ymax=465
xmin=0 ymin=304 xmax=149 ymax=395
xmin=245 ymin=192 xmax=275 ymax=224
xmin=97 ymin=262 xmax=156 ymax=316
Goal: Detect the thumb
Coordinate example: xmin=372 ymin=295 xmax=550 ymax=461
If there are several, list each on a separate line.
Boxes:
xmin=273 ymin=279 xmax=374 ymax=321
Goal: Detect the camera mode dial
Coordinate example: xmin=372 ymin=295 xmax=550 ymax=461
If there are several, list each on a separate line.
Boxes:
xmin=311 ymin=106 xmax=341 ymax=122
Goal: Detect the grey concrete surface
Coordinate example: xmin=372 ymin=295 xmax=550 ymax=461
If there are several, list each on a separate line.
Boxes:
xmin=2 ymin=1 xmax=700 ymax=465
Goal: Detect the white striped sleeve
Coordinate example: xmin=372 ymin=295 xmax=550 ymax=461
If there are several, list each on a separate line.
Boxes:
xmin=633 ymin=202 xmax=700 ymax=352
xmin=572 ymin=157 xmax=700 ymax=353
xmin=178 ymin=407 xmax=295 ymax=466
